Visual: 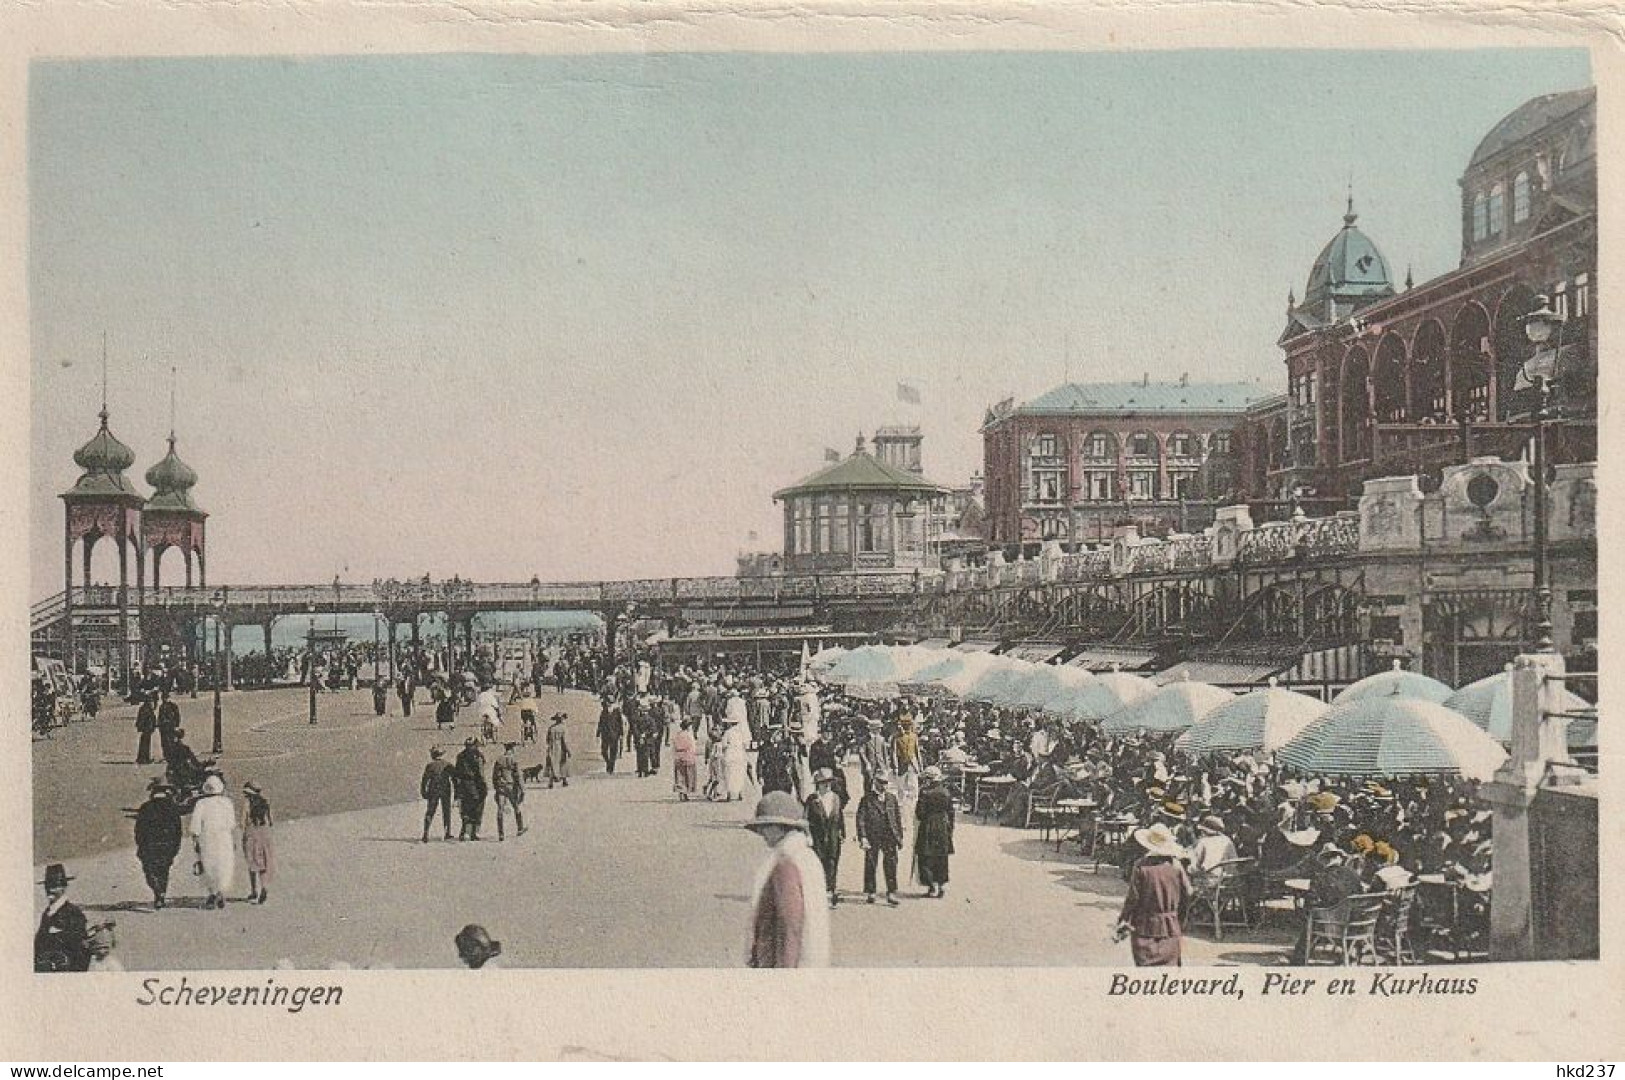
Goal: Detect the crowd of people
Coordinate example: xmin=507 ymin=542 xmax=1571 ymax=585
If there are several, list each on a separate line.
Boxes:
xmin=37 ymin=635 xmax=1500 ymax=972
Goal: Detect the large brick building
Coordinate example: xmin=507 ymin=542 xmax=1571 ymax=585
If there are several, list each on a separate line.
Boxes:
xmin=980 ymin=378 xmax=1275 ymax=548
xmin=1248 ymin=86 xmax=1597 ymax=501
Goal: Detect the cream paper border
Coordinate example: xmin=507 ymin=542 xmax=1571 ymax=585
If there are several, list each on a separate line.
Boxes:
xmin=1 ymin=0 xmax=1620 ymax=1061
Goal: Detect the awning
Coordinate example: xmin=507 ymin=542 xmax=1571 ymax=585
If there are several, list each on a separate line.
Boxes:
xmin=953 ymin=639 xmax=1002 ymax=653
xmin=914 ymin=638 xmax=952 ymax=650
xmin=1155 ymin=659 xmax=1289 ymax=686
xmin=1004 ymin=641 xmax=1066 ymax=663
xmin=1065 ymin=647 xmax=1156 ymax=672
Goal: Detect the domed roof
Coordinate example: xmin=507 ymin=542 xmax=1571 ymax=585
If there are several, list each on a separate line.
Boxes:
xmin=144 ymin=434 xmax=205 ymax=515
xmin=72 ymin=409 xmax=136 ymax=473
xmin=773 ymin=436 xmax=950 ymax=501
xmin=145 ymin=436 xmax=198 ymax=492
xmin=1469 ymin=87 xmax=1594 ymax=168
xmin=1299 ymin=199 xmax=1394 ymax=322
xmin=62 ymin=408 xmax=144 ymax=502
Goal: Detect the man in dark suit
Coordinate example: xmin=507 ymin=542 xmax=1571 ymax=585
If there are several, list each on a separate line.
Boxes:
xmin=804 ymin=768 xmax=846 ymax=907
xmin=133 ymin=780 xmax=183 ymax=908
xmin=156 ymin=691 xmax=182 ymax=757
xmin=420 ymin=747 xmax=455 ymax=842
xmin=856 ymin=772 xmax=905 ymax=906
xmin=454 ymin=738 xmax=488 ymax=841
xmin=397 ymin=673 xmax=415 ymax=718
xmin=134 ymin=695 xmax=158 ymax=765
xmin=35 ymin=864 xmax=88 ymax=972
xmin=596 ymin=698 xmax=624 ymax=774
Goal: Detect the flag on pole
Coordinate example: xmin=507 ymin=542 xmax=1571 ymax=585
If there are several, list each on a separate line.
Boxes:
xmin=896 ymin=381 xmax=922 ymax=405
xmin=824 ymin=447 xmax=842 ymax=462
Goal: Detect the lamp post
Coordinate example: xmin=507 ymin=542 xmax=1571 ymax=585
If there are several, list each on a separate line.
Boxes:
xmin=1520 ymin=294 xmax=1564 ymax=654
xmin=373 ymin=606 xmax=382 ymax=686
xmin=210 ymin=589 xmax=225 ymax=755
xmin=307 ymin=602 xmax=319 ymax=725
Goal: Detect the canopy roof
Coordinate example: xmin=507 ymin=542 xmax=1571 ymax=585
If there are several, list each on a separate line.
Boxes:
xmin=774 ymin=448 xmax=948 ymax=501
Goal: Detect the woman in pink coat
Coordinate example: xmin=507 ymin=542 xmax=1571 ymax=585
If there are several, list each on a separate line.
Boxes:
xmin=1115 ymin=824 xmax=1191 ymax=966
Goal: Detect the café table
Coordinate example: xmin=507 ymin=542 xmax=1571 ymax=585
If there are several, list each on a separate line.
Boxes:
xmin=1052 ymin=798 xmax=1096 ymax=853
xmin=975 ymin=775 xmax=1016 ymax=821
xmin=1090 ymin=814 xmax=1139 ymax=873
xmin=959 ymin=763 xmax=990 ymax=807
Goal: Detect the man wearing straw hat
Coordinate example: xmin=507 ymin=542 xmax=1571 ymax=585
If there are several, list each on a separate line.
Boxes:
xmin=804 ymin=768 xmax=846 ymax=909
xmin=1114 ymin=823 xmax=1191 ymax=966
xmin=743 ymin=791 xmax=830 ymax=967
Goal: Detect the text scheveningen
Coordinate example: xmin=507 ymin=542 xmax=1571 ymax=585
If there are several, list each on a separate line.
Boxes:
xmin=135 ymin=977 xmax=342 ymax=1013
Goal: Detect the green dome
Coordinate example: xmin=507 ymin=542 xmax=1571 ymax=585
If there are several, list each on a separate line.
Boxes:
xmin=1302 ymin=201 xmax=1394 ymax=317
xmin=145 ymin=436 xmax=198 ymax=492
xmin=144 ymin=434 xmax=205 ymax=515
xmin=72 ymin=410 xmax=136 ymax=473
xmin=62 ymin=409 xmax=144 ymax=501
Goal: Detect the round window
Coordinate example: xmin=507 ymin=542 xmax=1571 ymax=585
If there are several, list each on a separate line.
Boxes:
xmin=1465 ymin=473 xmax=1500 ymax=509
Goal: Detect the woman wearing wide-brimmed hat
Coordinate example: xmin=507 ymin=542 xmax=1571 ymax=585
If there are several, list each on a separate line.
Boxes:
xmin=1114 ymin=823 xmax=1191 ymax=966
xmin=743 ymin=791 xmax=829 ymax=967
xmin=913 ymin=765 xmax=955 ymax=899
xmin=189 ymin=774 xmax=237 ymax=909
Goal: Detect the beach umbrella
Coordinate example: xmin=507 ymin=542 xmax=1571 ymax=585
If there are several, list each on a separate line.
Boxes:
xmin=1173 ymin=679 xmax=1328 ymax=756
xmin=963 ymin=659 xmax=1038 ymax=704
xmin=806 ymin=646 xmax=846 ymax=674
xmin=927 ymin=651 xmax=1016 ymax=699
xmin=1277 ymin=691 xmax=1509 ymax=781
xmin=1045 ymin=676 xmax=1140 ymax=723
xmin=1033 ymin=665 xmax=1103 ymax=712
xmin=1100 ymin=677 xmax=1235 ymax=735
xmin=1003 ymin=665 xmax=1075 ymax=710
xmin=1443 ymin=667 xmax=1597 ymax=748
xmin=1333 ymin=660 xmax=1453 ymax=705
xmin=1094 ymin=669 xmax=1159 ymax=710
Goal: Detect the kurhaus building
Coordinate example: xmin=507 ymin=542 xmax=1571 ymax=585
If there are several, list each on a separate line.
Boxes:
xmin=1250 ymin=86 xmax=1597 ymax=501
xmin=981 ymin=378 xmax=1274 ymax=548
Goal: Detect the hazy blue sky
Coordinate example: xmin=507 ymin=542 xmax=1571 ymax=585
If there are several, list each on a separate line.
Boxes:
xmin=29 ymin=49 xmax=1591 ymax=596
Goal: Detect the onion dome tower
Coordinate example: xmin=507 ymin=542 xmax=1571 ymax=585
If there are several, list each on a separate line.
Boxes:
xmin=59 ymin=345 xmax=147 ymax=688
xmin=142 ymin=425 xmax=208 ymax=589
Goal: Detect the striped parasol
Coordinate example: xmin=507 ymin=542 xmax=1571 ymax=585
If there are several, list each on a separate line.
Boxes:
xmin=1443 ymin=667 xmax=1597 ymax=748
xmin=1094 ymin=669 xmax=1159 ymax=710
xmin=1100 ymin=677 xmax=1235 ymax=734
xmin=1333 ymin=660 xmax=1453 ymax=705
xmin=1174 ymin=679 xmax=1328 ymax=756
xmin=1278 ymin=689 xmax=1508 ymax=781
xmin=963 ymin=660 xmax=1038 ymax=704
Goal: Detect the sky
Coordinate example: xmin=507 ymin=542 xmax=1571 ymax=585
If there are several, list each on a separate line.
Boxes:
xmin=29 ymin=49 xmax=1592 ymax=598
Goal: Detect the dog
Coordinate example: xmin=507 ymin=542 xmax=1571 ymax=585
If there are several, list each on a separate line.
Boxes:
xmin=521 ymin=763 xmax=548 ymax=785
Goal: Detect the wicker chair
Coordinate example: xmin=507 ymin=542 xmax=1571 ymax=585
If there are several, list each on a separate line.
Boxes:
xmin=1188 ymin=857 xmax=1257 ymax=941
xmin=1377 ymin=885 xmax=1419 ymax=965
xmin=1305 ymin=892 xmax=1387 ymax=965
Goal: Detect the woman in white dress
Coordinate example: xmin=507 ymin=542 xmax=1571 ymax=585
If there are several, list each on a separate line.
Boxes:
xmin=189 ymin=775 xmax=236 ymax=910
xmin=721 ymin=719 xmax=750 ymax=803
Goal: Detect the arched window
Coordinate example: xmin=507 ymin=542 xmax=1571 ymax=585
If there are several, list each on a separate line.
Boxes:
xmin=1487 ymin=183 xmax=1504 ymax=237
xmin=1513 ymin=171 xmax=1531 ymax=223
xmin=1472 ymin=192 xmax=1488 ymax=241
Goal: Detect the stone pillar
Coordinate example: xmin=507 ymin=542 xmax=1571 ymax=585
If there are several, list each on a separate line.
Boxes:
xmin=1038 ymin=540 xmax=1064 ymax=583
xmin=1481 ymin=651 xmax=1569 ymax=961
xmin=1210 ymin=504 xmax=1254 ymax=566
xmin=1358 ymin=475 xmax=1424 ymax=551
